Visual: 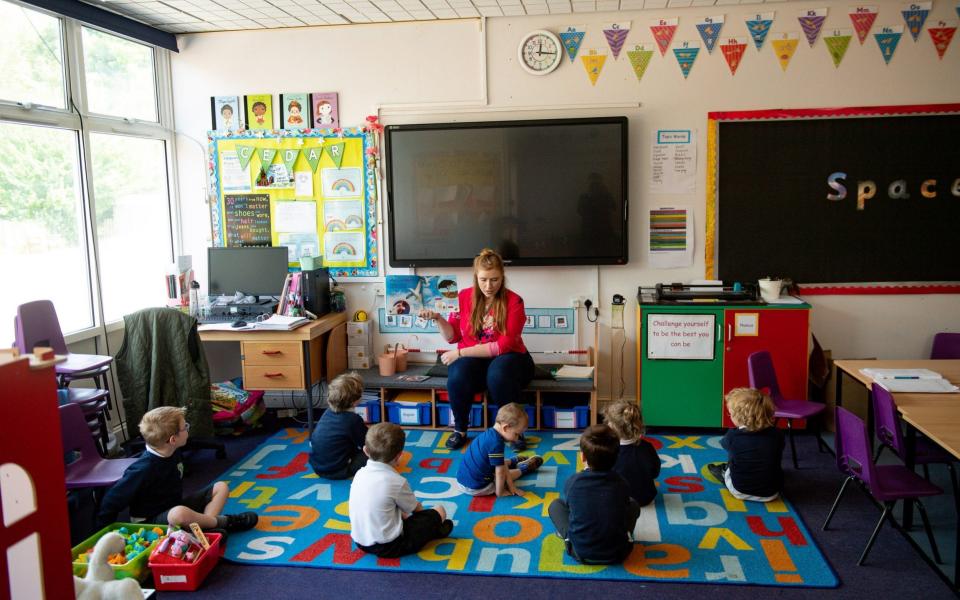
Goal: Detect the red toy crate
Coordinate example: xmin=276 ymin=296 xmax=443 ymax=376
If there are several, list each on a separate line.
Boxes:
xmin=149 ymin=532 xmax=224 ymax=591
xmin=436 ymin=390 xmax=483 ymax=403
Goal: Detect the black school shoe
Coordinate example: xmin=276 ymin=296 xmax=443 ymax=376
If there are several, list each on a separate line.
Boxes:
xmin=707 ymin=462 xmax=727 ymax=483
xmin=225 ymin=511 xmax=259 ymax=532
xmin=439 ymin=519 xmax=454 ymax=538
xmin=445 ymin=431 xmax=467 ymax=450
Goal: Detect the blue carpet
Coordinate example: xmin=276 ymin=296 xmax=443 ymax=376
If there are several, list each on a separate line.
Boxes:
xmin=217 ymin=428 xmax=837 ymax=587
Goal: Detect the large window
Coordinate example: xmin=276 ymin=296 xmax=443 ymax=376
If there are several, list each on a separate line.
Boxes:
xmin=0 ymin=0 xmax=175 ymax=346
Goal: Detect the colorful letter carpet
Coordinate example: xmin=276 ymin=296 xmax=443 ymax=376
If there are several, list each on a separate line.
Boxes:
xmin=219 ymin=428 xmax=838 ymax=587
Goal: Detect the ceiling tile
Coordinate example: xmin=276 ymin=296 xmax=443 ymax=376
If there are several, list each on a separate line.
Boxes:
xmin=500 ymin=4 xmax=526 ymax=14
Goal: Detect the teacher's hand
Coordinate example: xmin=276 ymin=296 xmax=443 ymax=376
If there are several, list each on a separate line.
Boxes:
xmin=418 ymin=309 xmax=440 ymax=321
xmin=440 ymin=349 xmax=460 ymax=366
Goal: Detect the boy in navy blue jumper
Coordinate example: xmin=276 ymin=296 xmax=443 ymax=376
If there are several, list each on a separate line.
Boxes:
xmin=97 ymin=406 xmax=257 ymax=531
xmin=548 ymin=424 xmax=640 ymax=564
xmin=456 ymin=402 xmax=543 ymax=496
xmin=309 ymin=372 xmax=368 ymax=479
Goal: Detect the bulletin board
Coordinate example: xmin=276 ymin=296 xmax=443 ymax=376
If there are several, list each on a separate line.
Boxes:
xmin=207 ymin=128 xmax=379 ymax=278
xmin=704 ymin=104 xmax=960 ymax=291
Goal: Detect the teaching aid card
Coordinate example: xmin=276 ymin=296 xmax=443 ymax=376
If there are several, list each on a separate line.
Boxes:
xmin=245 ymin=94 xmax=274 ymax=130
xmin=212 ymin=96 xmax=242 ymax=131
xmin=311 ymin=92 xmax=339 ymax=131
xmin=280 ymin=93 xmax=311 ymax=130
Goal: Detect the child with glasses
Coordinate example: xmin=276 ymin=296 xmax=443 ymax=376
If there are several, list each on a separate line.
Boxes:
xmin=97 ymin=406 xmax=258 ymax=531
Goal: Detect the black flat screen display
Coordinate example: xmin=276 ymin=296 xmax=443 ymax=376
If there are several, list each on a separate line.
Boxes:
xmin=385 ymin=117 xmax=629 ymax=267
xmin=207 ymin=246 xmax=289 ymax=297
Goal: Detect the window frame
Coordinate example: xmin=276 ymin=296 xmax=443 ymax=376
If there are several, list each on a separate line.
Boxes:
xmin=0 ymin=0 xmax=180 ymax=342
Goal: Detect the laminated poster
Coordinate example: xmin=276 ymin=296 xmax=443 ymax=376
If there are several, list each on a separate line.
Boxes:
xmin=649 ymin=129 xmax=697 ymax=194
xmin=648 ymin=207 xmax=694 ymax=269
xmin=385 ymin=275 xmax=459 ymax=316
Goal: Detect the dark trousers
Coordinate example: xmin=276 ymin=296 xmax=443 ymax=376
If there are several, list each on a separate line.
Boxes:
xmin=356 ymin=509 xmax=445 ymax=558
xmin=446 ymin=352 xmax=534 ymax=433
xmin=315 ymin=450 xmax=367 ymax=480
xmin=548 ymin=498 xmax=641 ymax=564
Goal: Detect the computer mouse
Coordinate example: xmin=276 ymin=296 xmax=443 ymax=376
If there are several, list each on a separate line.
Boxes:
xmin=231 ymin=319 xmax=247 ymax=328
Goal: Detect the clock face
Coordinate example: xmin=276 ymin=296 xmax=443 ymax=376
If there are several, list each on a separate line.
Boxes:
xmin=518 ymin=30 xmax=562 ymax=75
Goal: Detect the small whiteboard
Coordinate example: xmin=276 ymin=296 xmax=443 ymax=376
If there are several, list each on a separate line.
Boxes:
xmin=647 ymin=313 xmax=716 ymax=360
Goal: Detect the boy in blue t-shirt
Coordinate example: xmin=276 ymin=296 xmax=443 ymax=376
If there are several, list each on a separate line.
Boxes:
xmin=456 ymin=403 xmax=543 ymax=496
xmin=309 ymin=372 xmax=368 ymax=479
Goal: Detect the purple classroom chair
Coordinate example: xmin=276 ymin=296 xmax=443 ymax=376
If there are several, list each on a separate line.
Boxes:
xmin=872 ymin=382 xmax=958 ymax=501
xmin=823 ymin=407 xmax=943 ymax=566
xmin=60 ymin=402 xmax=137 ymax=492
xmin=930 ymin=333 xmax=960 ymax=359
xmin=747 ymin=350 xmax=828 ymax=469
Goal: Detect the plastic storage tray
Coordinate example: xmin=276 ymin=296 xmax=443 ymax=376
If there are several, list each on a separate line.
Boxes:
xmin=486 ymin=404 xmax=537 ymax=428
xmin=71 ymin=522 xmax=165 ymax=580
xmin=385 ymin=401 xmax=433 ymax=425
xmin=149 ymin=532 xmax=224 ymax=591
xmin=541 ymin=405 xmax=590 ymax=429
xmin=436 ymin=402 xmax=485 ymax=427
xmin=353 ymin=399 xmax=381 ymax=424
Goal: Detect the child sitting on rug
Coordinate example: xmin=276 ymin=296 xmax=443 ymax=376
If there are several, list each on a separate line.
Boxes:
xmin=309 ymin=372 xmax=368 ymax=479
xmin=548 ymin=424 xmax=640 ymax=565
xmin=603 ymin=400 xmax=661 ymax=506
xmin=707 ymin=387 xmax=785 ymax=502
xmin=349 ymin=423 xmax=454 ymax=557
xmin=97 ymin=406 xmax=258 ymax=531
xmin=456 ymin=402 xmax=544 ymax=497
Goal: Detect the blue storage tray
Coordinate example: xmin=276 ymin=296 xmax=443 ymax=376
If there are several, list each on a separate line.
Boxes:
xmin=385 ymin=401 xmax=433 ymax=426
xmin=436 ymin=402 xmax=484 ymax=428
xmin=353 ymin=399 xmax=381 ymax=424
xmin=541 ymin=405 xmax=589 ymax=429
xmin=486 ymin=404 xmax=537 ymax=429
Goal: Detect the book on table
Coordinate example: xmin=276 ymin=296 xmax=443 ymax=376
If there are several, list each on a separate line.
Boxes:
xmin=860 ymin=368 xmax=960 ymax=393
xmin=553 ymin=365 xmax=595 ymax=380
xmin=255 ymin=314 xmax=310 ymax=330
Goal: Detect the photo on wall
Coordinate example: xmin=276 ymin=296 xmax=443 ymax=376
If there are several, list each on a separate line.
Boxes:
xmin=310 ymin=92 xmax=339 ymax=130
xmin=280 ymin=93 xmax=311 ymax=130
xmin=244 ymin=94 xmax=274 ymax=130
xmin=211 ymin=95 xmax=242 ymax=131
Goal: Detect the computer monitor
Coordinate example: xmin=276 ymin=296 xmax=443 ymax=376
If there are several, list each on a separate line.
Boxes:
xmin=207 ymin=247 xmax=289 ymax=297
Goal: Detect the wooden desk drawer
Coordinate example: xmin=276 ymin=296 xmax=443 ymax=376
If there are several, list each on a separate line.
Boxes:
xmin=242 ymin=342 xmax=302 ymax=365
xmin=244 ymin=365 xmax=304 ymax=389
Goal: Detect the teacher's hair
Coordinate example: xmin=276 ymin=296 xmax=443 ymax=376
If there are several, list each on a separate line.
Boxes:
xmin=470 ymin=248 xmax=507 ymax=336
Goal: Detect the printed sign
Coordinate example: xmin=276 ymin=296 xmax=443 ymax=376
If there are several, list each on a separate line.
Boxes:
xmin=647 ymin=313 xmax=716 ymax=360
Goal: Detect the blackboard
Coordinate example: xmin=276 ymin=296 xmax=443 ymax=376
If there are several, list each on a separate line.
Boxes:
xmin=713 ymin=107 xmax=960 ymax=285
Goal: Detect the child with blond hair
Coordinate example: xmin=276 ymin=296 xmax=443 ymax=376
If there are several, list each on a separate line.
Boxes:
xmin=349 ymin=423 xmax=453 ymax=557
xmin=97 ymin=406 xmax=257 ymax=531
xmin=309 ymin=372 xmax=368 ymax=479
xmin=708 ymin=388 xmax=785 ymax=502
xmin=456 ymin=402 xmax=543 ymax=497
xmin=603 ymin=400 xmax=661 ymax=506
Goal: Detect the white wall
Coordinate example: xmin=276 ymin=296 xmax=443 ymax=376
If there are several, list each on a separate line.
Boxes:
xmin=171 ymin=1 xmax=960 ymax=399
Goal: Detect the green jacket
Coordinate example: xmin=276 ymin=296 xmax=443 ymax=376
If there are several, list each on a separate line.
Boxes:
xmin=117 ymin=308 xmax=212 ymax=439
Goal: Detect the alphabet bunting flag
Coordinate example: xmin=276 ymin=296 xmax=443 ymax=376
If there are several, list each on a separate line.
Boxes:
xmin=745 ymin=12 xmax=775 ymax=50
xmin=324 ymin=141 xmax=345 ymax=168
xmin=281 ymin=148 xmax=300 ymax=174
xmin=626 ymin=44 xmax=655 ymax=82
xmin=928 ymin=20 xmax=957 ymax=58
xmin=798 ymin=8 xmax=828 ymax=46
xmin=902 ymin=1 xmax=932 ymax=41
xmin=581 ymin=49 xmax=607 ymax=85
xmin=719 ymin=37 xmax=748 ymax=75
xmin=672 ymin=40 xmax=700 ymax=79
xmin=695 ymin=15 xmax=725 ymax=53
xmin=603 ymin=22 xmax=631 ymax=59
xmin=256 ymin=147 xmax=278 ymax=171
xmin=849 ymin=6 xmax=879 ymax=44
xmin=823 ymin=28 xmax=853 ymax=67
xmin=875 ymin=25 xmax=904 ymax=64
xmin=303 ymin=145 xmax=323 ymax=172
xmin=236 ymin=144 xmax=256 ymax=170
xmin=771 ymin=32 xmax=800 ymax=71
xmin=559 ymin=25 xmax=587 ymax=62
xmin=650 ymin=17 xmax=679 ymax=55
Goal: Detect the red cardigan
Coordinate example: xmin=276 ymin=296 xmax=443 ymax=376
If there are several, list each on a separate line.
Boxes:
xmin=446 ymin=288 xmax=527 ymax=356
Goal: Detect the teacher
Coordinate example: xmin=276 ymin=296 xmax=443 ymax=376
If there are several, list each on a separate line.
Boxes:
xmin=418 ymin=248 xmax=534 ymax=450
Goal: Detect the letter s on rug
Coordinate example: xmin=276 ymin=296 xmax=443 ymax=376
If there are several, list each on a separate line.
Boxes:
xmin=73 ymin=532 xmax=143 ymax=600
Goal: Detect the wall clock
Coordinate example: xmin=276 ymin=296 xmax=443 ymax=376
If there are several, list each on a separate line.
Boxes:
xmin=518 ymin=30 xmax=562 ymax=75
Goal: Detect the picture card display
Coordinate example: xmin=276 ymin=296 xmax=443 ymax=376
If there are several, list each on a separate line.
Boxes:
xmin=211 ymin=96 xmax=242 ymax=131
xmin=245 ymin=94 xmax=274 ymax=130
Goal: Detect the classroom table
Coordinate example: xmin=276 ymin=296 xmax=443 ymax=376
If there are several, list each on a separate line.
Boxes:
xmin=833 ymin=359 xmax=960 ymax=587
xmin=199 ymin=312 xmax=347 ymax=432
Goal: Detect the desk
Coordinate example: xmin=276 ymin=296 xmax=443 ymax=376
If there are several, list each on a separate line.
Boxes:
xmin=834 ymin=359 xmax=960 ymax=586
xmin=199 ymin=312 xmax=347 ymax=432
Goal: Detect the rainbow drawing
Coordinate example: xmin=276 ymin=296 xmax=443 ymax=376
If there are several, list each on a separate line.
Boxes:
xmin=326 ymin=219 xmax=347 ymax=231
xmin=330 ymin=178 xmax=355 ymax=193
xmin=331 ymin=242 xmax=356 ymax=256
xmin=344 ymin=215 xmax=363 ymax=228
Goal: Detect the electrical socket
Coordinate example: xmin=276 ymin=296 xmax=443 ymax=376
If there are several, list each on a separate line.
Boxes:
xmin=571 ymin=297 xmax=581 ymax=308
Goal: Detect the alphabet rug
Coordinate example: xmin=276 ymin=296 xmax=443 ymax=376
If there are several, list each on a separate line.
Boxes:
xmin=219 ymin=428 xmax=838 ymax=587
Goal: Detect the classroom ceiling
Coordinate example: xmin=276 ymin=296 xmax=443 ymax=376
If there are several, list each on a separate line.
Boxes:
xmin=83 ymin=0 xmax=797 ymax=33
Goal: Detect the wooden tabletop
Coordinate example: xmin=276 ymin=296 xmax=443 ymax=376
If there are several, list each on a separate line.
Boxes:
xmin=835 ymin=359 xmax=960 ymax=458
xmin=198 ymin=311 xmax=347 ymax=342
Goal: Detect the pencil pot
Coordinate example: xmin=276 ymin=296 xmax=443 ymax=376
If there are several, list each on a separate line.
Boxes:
xmin=378 ymin=354 xmax=397 ymax=376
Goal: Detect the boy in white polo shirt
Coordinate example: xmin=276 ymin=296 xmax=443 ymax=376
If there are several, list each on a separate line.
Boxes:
xmin=349 ymin=422 xmax=453 ymax=557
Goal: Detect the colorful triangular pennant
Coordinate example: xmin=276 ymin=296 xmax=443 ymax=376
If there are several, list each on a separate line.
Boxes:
xmin=823 ymin=28 xmax=853 ymax=67
xmin=303 ymin=146 xmax=323 ymax=172
xmin=696 ymin=15 xmax=725 ymax=54
xmin=902 ymin=1 xmax=932 ymax=41
xmin=603 ymin=22 xmax=631 ymax=59
xmin=324 ymin=141 xmax=345 ymax=168
xmin=580 ymin=50 xmax=607 ymax=85
xmin=875 ymin=25 xmax=904 ymax=64
xmin=850 ymin=6 xmax=879 ymax=45
xmin=626 ymin=44 xmax=655 ymax=83
xmin=672 ymin=41 xmax=700 ymax=79
xmin=559 ymin=25 xmax=587 ymax=62
xmin=745 ymin=12 xmax=776 ymax=50
xmin=650 ymin=17 xmax=679 ymax=56
xmin=719 ymin=37 xmax=748 ymax=75
xmin=771 ymin=32 xmax=800 ymax=71
xmin=280 ymin=148 xmax=300 ymax=174
xmin=929 ymin=20 xmax=958 ymax=59
xmin=256 ymin=147 xmax=278 ymax=171
xmin=236 ymin=144 xmax=256 ymax=170
xmin=798 ymin=8 xmax=828 ymax=47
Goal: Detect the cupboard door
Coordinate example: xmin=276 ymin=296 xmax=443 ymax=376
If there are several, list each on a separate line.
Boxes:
xmin=722 ymin=309 xmax=810 ymax=427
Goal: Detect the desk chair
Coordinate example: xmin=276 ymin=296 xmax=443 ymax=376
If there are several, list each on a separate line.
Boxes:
xmin=930 ymin=333 xmax=960 ymax=359
xmin=61 ymin=403 xmax=137 ymax=498
xmin=823 ymin=407 xmax=942 ymax=566
xmin=747 ymin=350 xmax=828 ymax=469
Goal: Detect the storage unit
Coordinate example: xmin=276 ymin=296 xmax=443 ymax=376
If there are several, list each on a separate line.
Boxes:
xmin=149 ymin=532 xmax=224 ymax=591
xmin=637 ymin=300 xmax=810 ymax=428
xmin=347 ymin=320 xmax=373 ymax=370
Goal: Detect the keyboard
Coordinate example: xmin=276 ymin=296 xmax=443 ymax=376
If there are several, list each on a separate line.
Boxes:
xmin=196 ymin=314 xmax=238 ymax=325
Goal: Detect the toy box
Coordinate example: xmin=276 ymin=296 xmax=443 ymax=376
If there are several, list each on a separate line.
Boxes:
xmin=72 ymin=523 xmax=165 ymax=580
xmin=149 ymin=532 xmax=224 ymax=591
xmin=541 ymin=405 xmax=590 ymax=429
xmin=436 ymin=402 xmax=484 ymax=427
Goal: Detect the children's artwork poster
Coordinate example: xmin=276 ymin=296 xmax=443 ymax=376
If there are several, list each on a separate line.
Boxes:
xmin=385 ymin=275 xmax=459 ymax=316
xmin=649 ymin=129 xmax=697 ymax=194
xmin=244 ymin=94 xmax=274 ymax=130
xmin=224 ymin=194 xmax=271 ymax=247
xmin=208 ymin=129 xmax=379 ymax=278
xmin=280 ymin=93 xmax=310 ymax=130
xmin=311 ymin=92 xmax=339 ymax=131
xmin=649 ymin=207 xmax=694 ymax=269
xmin=211 ymin=95 xmax=242 ymax=131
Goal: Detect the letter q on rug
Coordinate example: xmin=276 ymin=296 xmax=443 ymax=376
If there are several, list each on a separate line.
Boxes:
xmin=217 ymin=429 xmax=837 ymax=587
